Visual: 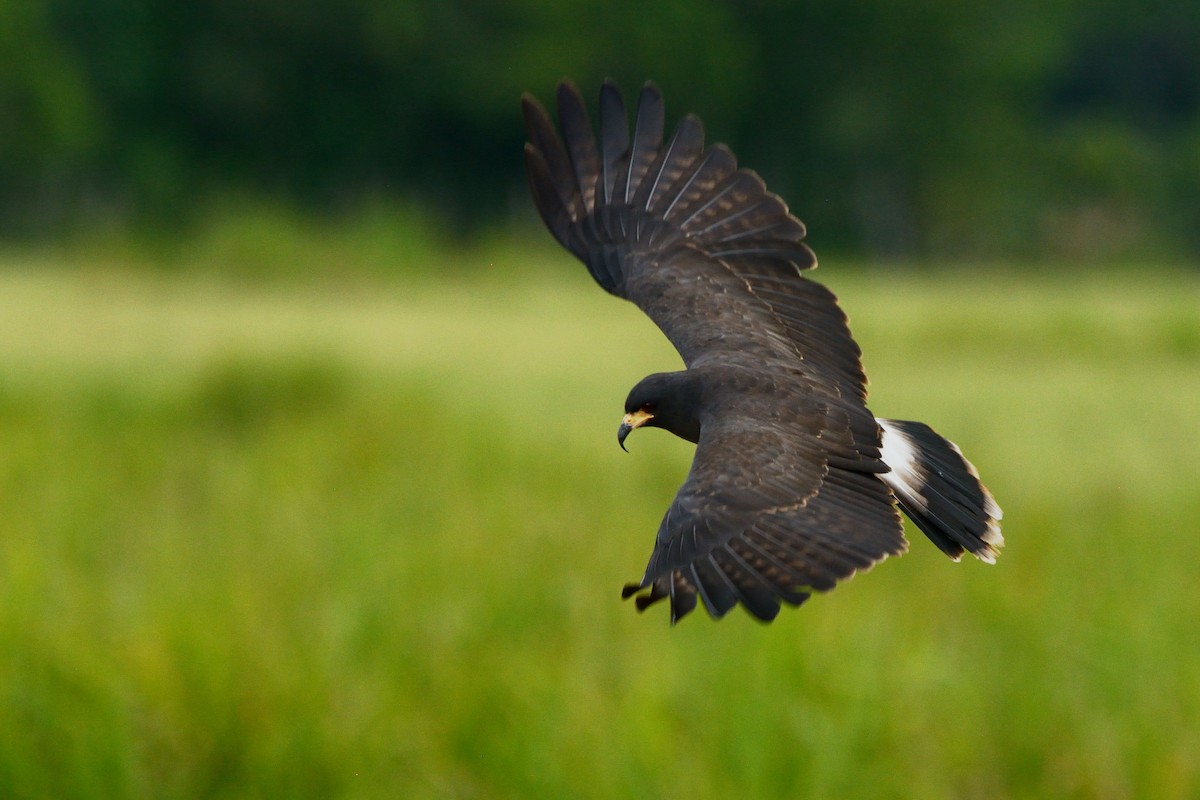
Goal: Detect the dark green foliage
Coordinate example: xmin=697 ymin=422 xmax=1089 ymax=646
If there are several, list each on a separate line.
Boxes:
xmin=1 ymin=0 xmax=1198 ymax=257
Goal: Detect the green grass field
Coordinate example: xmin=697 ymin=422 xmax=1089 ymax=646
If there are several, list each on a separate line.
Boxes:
xmin=1 ymin=254 xmax=1198 ymax=799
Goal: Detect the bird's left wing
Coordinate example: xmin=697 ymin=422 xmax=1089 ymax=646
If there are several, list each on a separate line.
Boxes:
xmin=522 ymin=80 xmax=868 ymax=402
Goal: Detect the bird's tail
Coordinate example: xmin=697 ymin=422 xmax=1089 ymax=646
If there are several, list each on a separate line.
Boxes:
xmin=876 ymin=418 xmax=1004 ymax=563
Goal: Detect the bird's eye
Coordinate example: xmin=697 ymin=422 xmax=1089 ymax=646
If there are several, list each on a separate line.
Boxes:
xmin=640 ymin=401 xmax=656 ymax=413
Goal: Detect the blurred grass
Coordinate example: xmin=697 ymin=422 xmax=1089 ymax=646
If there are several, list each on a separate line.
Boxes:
xmin=0 ymin=254 xmax=1198 ymax=799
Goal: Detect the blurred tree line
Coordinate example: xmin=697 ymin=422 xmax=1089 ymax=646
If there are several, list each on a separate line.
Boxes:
xmin=2 ymin=0 xmax=1198 ymax=260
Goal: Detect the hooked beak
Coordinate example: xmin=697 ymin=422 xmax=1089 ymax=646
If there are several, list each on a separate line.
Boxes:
xmin=617 ymin=409 xmax=654 ymax=452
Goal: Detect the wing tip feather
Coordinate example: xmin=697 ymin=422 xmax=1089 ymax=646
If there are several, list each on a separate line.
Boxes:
xmin=523 ymin=79 xmax=816 ymax=282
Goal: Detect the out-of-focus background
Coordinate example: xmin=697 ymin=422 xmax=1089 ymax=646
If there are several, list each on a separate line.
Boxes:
xmin=5 ymin=0 xmax=1200 ymax=260
xmin=2 ymin=2 xmax=1198 ymax=798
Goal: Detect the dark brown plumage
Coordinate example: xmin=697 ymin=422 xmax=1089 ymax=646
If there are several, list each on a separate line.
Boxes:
xmin=522 ymin=80 xmax=1003 ymax=623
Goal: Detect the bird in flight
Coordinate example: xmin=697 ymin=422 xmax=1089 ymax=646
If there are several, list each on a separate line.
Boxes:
xmin=521 ymin=80 xmax=1003 ymax=623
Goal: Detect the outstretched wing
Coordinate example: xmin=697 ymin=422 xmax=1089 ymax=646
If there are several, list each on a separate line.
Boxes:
xmin=623 ymin=393 xmax=906 ymax=622
xmin=523 ymin=81 xmax=903 ymax=621
xmin=522 ymin=80 xmax=868 ymax=401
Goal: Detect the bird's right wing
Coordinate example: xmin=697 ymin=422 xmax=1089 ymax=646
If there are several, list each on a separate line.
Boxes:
xmin=622 ymin=397 xmax=906 ymax=623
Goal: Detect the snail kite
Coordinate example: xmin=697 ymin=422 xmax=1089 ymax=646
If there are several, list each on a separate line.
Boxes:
xmin=521 ymin=80 xmax=1003 ymax=623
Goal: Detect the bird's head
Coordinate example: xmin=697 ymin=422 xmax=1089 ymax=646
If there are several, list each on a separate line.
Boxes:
xmin=618 ymin=371 xmax=703 ymax=451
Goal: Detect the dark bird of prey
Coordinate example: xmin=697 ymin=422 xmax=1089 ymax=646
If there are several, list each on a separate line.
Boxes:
xmin=521 ymin=80 xmax=1003 ymax=623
